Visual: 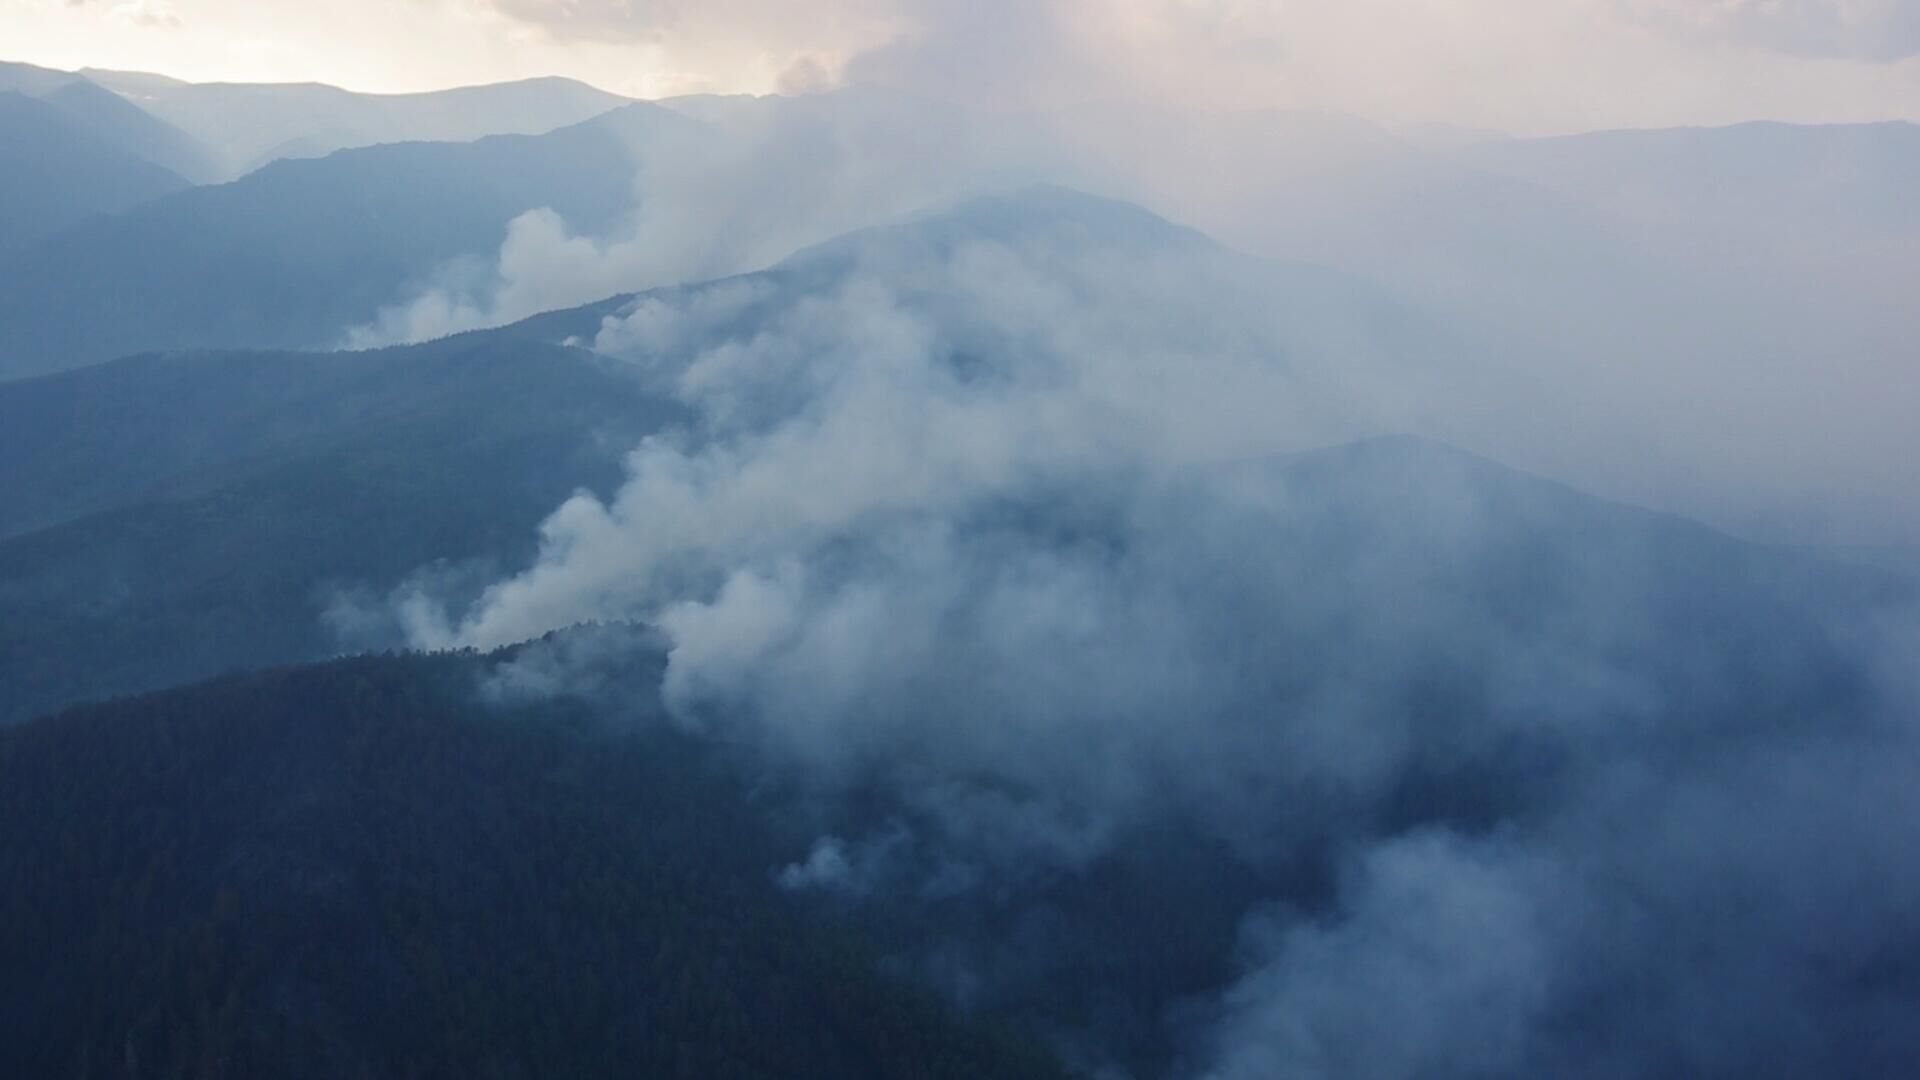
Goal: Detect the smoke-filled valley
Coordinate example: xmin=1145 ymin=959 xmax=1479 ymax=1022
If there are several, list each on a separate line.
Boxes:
xmin=2 ymin=8 xmax=1918 ymax=1078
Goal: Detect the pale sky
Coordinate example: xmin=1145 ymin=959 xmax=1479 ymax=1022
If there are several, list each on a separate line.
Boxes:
xmin=4 ymin=0 xmax=1920 ymax=133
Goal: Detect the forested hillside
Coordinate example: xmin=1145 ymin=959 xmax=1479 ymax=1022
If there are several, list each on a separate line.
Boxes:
xmin=0 ymin=337 xmax=682 ymax=723
xmin=0 ymin=650 xmax=1067 ymax=1079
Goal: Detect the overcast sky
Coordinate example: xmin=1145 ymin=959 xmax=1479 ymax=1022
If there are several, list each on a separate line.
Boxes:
xmin=6 ymin=0 xmax=1920 ymax=132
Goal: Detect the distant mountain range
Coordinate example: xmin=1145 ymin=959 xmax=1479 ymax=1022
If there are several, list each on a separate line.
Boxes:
xmin=80 ymin=66 xmax=632 ymax=179
xmin=2 ymin=59 xmax=636 ymax=185
xmin=0 ymin=58 xmax=655 ymax=370
xmin=0 ymin=90 xmax=191 ymax=256
xmin=0 ymin=103 xmax=697 ymax=378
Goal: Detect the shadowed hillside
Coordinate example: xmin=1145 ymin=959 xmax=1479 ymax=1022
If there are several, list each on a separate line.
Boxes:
xmin=0 ymin=650 xmax=1067 ymax=1079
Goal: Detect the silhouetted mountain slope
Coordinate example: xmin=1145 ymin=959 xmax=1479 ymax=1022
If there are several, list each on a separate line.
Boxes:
xmin=0 ymin=58 xmax=74 ymax=95
xmin=0 ymin=61 xmax=215 ymax=180
xmin=0 ymin=651 xmax=1066 ymax=1079
xmin=0 ymin=103 xmax=696 ymax=379
xmin=0 ymin=337 xmax=685 ymax=723
xmin=0 ymin=91 xmax=191 ymax=256
xmin=0 ymin=332 xmax=665 ymax=538
xmin=36 ymin=76 xmax=217 ymax=182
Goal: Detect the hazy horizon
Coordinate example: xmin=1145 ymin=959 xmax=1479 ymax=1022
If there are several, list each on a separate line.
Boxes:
xmin=6 ymin=0 xmax=1920 ymax=134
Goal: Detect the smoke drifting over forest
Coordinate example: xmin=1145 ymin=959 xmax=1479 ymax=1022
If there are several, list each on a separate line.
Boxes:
xmin=352 ymin=89 xmax=1920 ymax=554
xmin=4 ymin=4 xmax=1918 ymax=1076
xmin=369 ymin=185 xmax=1920 ymax=1077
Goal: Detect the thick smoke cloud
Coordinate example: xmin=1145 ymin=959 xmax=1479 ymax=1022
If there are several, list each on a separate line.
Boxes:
xmin=1204 ymin=831 xmax=1562 ymax=1080
xmin=410 ymin=196 xmax=1433 ymax=649
xmin=1202 ymin=732 xmax=1920 ymax=1078
xmin=332 ymin=18 xmax=1920 ymax=1069
xmin=347 ymin=90 xmax=1067 ymax=346
xmin=349 ymin=83 xmax=1920 ymax=550
xmin=376 ymin=186 xmax=1920 ymax=1075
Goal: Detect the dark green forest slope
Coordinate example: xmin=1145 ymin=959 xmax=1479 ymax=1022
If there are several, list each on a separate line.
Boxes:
xmin=0 ymin=651 xmax=1066 ymax=1079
